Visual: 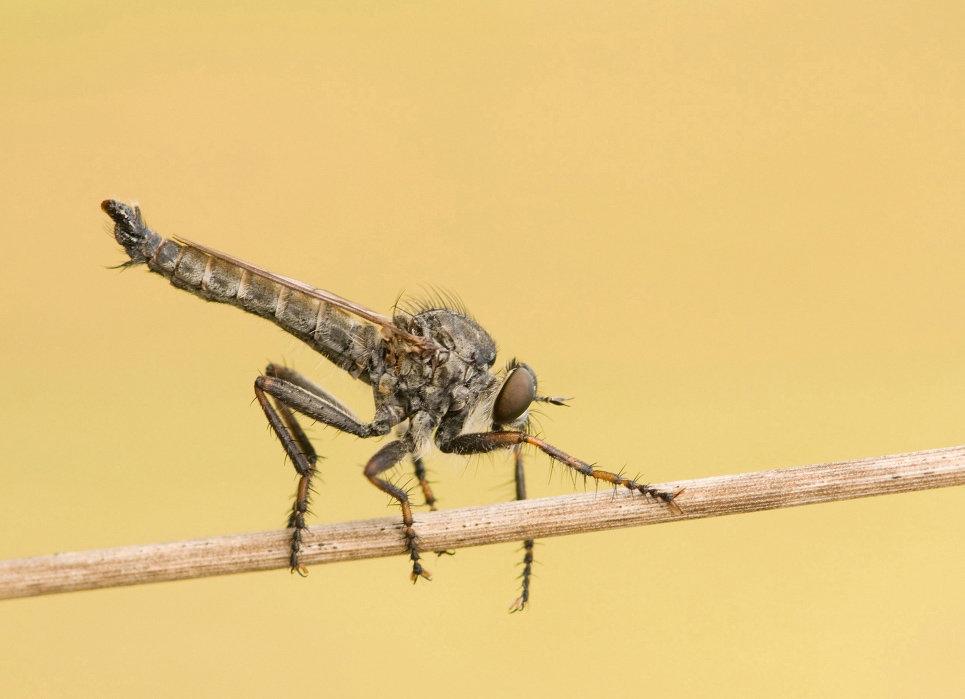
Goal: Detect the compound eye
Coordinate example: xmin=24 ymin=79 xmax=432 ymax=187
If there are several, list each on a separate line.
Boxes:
xmin=492 ymin=364 xmax=537 ymax=425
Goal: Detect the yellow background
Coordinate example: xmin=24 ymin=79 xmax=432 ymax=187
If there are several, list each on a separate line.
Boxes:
xmin=2 ymin=1 xmax=964 ymax=696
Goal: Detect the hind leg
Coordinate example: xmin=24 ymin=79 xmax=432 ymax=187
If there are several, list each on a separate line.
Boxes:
xmin=254 ymin=365 xmax=392 ymax=574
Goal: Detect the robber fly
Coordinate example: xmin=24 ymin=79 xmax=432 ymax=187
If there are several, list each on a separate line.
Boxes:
xmin=102 ymin=199 xmax=681 ymax=611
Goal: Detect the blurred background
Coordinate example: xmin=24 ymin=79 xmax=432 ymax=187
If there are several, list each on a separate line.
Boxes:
xmin=2 ymin=1 xmax=964 ymax=696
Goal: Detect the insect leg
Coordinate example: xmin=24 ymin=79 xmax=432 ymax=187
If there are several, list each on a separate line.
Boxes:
xmin=412 ymin=457 xmax=438 ymax=511
xmin=254 ymin=380 xmax=316 ymax=576
xmin=254 ymin=369 xmax=392 ymax=576
xmin=508 ymin=445 xmax=535 ymax=613
xmin=256 ymin=373 xmax=385 ymax=438
xmin=437 ymin=431 xmax=683 ymax=513
xmin=364 ymin=440 xmax=431 ymax=582
xmin=265 ymin=364 xmax=357 ymax=417
xmin=411 ymin=456 xmax=456 ymax=557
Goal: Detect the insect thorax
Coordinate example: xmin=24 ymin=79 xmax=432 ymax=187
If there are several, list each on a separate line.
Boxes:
xmin=372 ymin=309 xmax=499 ymax=439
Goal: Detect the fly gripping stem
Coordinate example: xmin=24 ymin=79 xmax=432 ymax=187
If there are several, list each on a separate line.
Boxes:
xmin=104 ymin=199 xmax=679 ymax=605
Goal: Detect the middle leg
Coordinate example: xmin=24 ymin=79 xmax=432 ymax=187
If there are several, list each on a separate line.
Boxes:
xmin=412 ymin=456 xmax=438 ymax=511
xmin=364 ymin=440 xmax=431 ymax=582
xmin=412 ymin=456 xmax=456 ymax=558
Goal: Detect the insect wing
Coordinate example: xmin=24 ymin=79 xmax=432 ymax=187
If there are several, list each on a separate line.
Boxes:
xmin=173 ymin=237 xmax=437 ymax=350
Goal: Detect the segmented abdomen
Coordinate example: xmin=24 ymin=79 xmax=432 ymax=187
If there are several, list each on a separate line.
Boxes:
xmin=104 ymin=199 xmax=380 ymax=382
xmin=160 ymin=240 xmax=378 ymax=380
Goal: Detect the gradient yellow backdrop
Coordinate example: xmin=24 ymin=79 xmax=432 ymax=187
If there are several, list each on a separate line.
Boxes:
xmin=2 ymin=1 xmax=964 ymax=696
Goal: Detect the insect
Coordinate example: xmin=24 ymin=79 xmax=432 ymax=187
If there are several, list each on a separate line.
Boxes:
xmin=102 ymin=199 xmax=682 ymax=610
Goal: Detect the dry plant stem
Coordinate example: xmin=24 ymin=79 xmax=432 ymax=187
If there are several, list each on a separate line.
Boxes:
xmin=3 ymin=445 xmax=964 ymax=600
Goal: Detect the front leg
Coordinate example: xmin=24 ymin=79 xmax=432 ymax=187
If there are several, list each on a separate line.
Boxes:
xmin=437 ymin=431 xmax=683 ymax=511
xmin=438 ymin=429 xmax=682 ymax=608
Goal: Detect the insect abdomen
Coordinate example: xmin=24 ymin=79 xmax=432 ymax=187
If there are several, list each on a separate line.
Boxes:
xmin=103 ymin=200 xmax=378 ymax=380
